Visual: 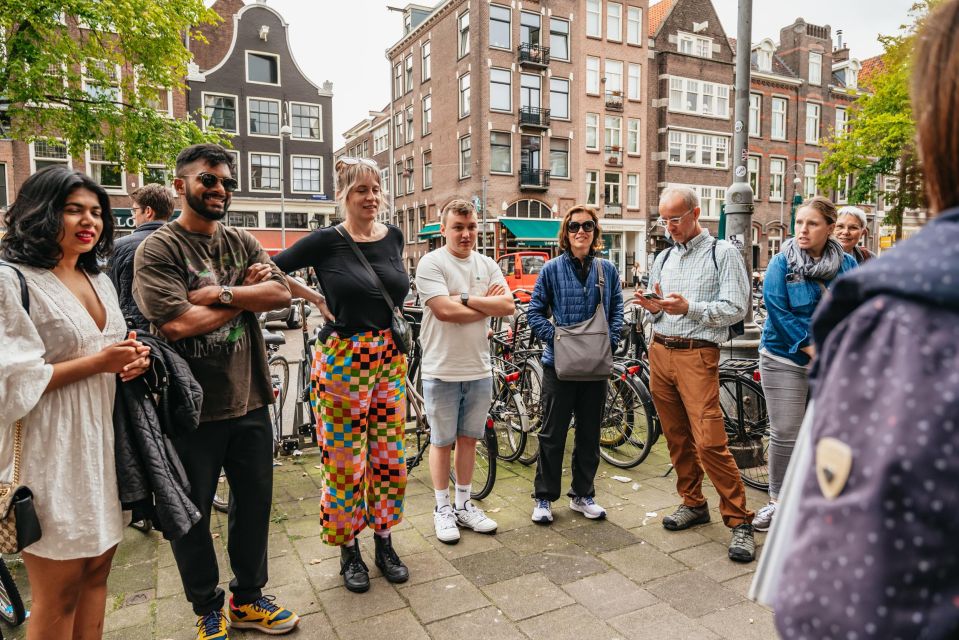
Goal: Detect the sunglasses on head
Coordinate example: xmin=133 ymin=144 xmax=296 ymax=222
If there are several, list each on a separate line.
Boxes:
xmin=180 ymin=172 xmax=238 ymax=193
xmin=338 ymin=157 xmax=379 ymax=169
xmin=568 ymin=220 xmax=596 ymax=233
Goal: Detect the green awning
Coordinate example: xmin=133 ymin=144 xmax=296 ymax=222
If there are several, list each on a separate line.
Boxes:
xmin=418 ymin=222 xmax=441 ymax=238
xmin=500 ymin=218 xmax=561 ymax=242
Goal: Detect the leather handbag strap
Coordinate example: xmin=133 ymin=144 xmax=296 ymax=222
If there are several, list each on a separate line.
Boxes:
xmin=0 ymin=261 xmax=29 ymax=314
xmin=0 ymin=262 xmax=30 ymax=487
xmin=334 ymin=225 xmax=397 ymax=315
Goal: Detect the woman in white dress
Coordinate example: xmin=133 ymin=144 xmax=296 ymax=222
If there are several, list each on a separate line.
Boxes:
xmin=0 ymin=166 xmax=151 ymax=640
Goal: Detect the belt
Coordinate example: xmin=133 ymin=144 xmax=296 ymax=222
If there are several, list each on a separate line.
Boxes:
xmin=653 ymin=334 xmax=718 ymax=350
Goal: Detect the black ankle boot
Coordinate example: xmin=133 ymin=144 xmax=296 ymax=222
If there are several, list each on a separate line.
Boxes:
xmin=340 ymin=544 xmax=370 ymax=593
xmin=374 ymin=534 xmax=410 ymax=584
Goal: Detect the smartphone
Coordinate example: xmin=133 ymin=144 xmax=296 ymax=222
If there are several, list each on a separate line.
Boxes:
xmin=642 ymin=292 xmax=663 ymax=300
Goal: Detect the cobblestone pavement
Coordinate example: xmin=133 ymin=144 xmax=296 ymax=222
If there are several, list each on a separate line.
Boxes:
xmin=3 ymin=322 xmax=777 ymax=640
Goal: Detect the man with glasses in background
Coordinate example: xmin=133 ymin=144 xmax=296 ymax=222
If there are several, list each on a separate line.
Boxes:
xmin=632 ymin=186 xmax=755 ymax=563
xmin=133 ymin=144 xmax=300 ymax=639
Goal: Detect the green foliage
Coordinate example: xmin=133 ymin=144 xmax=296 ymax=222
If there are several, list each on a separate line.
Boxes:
xmin=0 ymin=0 xmax=227 ymax=171
xmin=818 ymin=1 xmax=939 ymax=238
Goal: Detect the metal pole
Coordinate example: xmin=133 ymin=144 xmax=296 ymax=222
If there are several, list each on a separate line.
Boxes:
xmin=481 ymin=175 xmax=488 ymax=257
xmin=280 ymin=131 xmax=287 ymax=250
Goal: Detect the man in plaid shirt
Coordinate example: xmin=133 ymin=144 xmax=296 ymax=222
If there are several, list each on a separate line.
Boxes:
xmin=633 ymin=186 xmax=756 ymax=563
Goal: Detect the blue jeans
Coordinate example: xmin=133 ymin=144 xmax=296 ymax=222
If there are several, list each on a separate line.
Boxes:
xmin=422 ymin=377 xmax=493 ymax=447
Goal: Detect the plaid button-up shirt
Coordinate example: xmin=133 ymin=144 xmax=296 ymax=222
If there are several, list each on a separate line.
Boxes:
xmin=648 ymin=229 xmax=750 ymax=344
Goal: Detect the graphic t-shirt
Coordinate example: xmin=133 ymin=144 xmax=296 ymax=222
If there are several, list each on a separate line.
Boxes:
xmin=132 ymin=220 xmax=287 ymax=422
xmin=415 ymin=249 xmax=507 ymax=381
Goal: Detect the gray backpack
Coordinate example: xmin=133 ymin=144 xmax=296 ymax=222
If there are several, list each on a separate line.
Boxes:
xmin=553 ymin=260 xmax=613 ymax=381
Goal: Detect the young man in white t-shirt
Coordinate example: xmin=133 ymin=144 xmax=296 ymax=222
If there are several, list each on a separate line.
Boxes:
xmin=415 ymin=200 xmax=515 ymax=543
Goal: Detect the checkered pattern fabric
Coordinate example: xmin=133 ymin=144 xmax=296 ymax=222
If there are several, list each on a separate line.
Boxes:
xmin=311 ymin=330 xmax=407 ymax=546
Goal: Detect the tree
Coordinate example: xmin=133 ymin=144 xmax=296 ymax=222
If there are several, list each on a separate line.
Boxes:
xmin=818 ymin=1 xmax=938 ymax=239
xmin=0 ymin=1 xmax=226 ymax=171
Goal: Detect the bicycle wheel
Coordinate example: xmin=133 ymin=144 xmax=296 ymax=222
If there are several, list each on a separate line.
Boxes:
xmin=599 ymin=374 xmax=657 ymax=468
xmin=403 ymin=380 xmax=430 ymax=474
xmin=212 ymin=470 xmax=230 ymax=513
xmin=0 ymin=559 xmax=26 ymax=626
xmin=718 ymin=374 xmax=769 ymax=490
xmin=517 ymin=359 xmax=544 ymax=466
xmin=268 ymin=354 xmax=290 ymax=450
xmin=449 ymin=417 xmax=498 ymax=500
xmin=490 ymin=375 xmax=527 ymax=462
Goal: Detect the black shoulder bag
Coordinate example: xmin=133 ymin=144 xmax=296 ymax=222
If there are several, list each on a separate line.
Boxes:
xmin=334 ymin=226 xmax=413 ymax=354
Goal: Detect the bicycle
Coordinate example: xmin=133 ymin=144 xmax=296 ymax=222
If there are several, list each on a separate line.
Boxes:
xmin=717 ymin=359 xmax=770 ymax=490
xmin=0 ymin=558 xmax=26 ymax=627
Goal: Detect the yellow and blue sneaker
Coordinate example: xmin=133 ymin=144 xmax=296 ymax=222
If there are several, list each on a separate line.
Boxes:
xmin=196 ymin=609 xmax=228 ymax=640
xmin=229 ymin=595 xmax=300 ymax=635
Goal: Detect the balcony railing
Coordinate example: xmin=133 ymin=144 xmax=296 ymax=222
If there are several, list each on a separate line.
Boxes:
xmin=519 ymin=105 xmax=551 ymax=129
xmin=518 ymin=43 xmax=550 ymax=67
xmin=605 ymin=90 xmax=624 ymax=111
xmin=604 ymin=146 xmax=623 ymax=166
xmin=604 ymin=202 xmax=623 ymax=217
xmin=519 ymin=169 xmax=550 ymax=190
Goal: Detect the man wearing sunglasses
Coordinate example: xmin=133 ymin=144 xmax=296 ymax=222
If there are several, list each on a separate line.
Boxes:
xmin=632 ymin=186 xmax=755 ymax=564
xmin=133 ymin=144 xmax=300 ymax=639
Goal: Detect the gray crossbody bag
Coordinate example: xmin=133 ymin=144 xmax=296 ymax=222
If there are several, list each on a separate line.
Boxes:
xmin=553 ymin=260 xmax=613 ymax=381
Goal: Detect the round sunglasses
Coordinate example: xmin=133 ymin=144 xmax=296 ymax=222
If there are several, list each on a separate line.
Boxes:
xmin=180 ymin=172 xmax=239 ymax=193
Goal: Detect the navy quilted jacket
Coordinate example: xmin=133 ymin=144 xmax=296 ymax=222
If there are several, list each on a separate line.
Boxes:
xmin=528 ymin=252 xmax=623 ymax=367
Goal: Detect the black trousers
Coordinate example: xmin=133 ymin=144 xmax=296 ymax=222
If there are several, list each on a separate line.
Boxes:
xmin=170 ymin=406 xmax=274 ymax=616
xmin=533 ymin=365 xmax=608 ymax=502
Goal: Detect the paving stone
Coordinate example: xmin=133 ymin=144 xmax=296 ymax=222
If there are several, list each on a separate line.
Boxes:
xmin=317 ymin=578 xmax=405 ymax=625
xmin=425 ymin=605 xmax=526 ymax=640
xmin=154 ymin=593 xmax=199 ymax=640
xmin=559 ymin=519 xmax=639 ymax=553
xmin=104 ymin=623 xmax=152 ymax=640
xmin=522 ymin=542 xmax=609 ymax=585
xmin=112 ymin=526 xmax=159 ymax=567
xmin=451 ymin=547 xmax=535 ymax=587
xmin=600 ymin=542 xmax=685 ymax=584
xmin=107 ymin=561 xmax=156 ymax=595
xmin=283 ymin=514 xmax=322 ymax=539
xmin=645 ymin=570 xmax=745 ymax=618
xmin=482 ymin=504 xmax=537 ymax=533
xmin=292 ymin=534 xmax=342 ymax=563
xmin=698 ymin=600 xmax=778 ymax=640
xmin=103 ymin=600 xmax=152 ymax=633
xmin=561 ymin=570 xmax=659 ymax=619
xmin=303 ymin=555 xmax=347 ymax=592
xmin=699 ymin=552 xmax=757 ymax=584
xmin=402 ymin=574 xmax=489 ymax=624
xmin=720 ymin=572 xmax=758 ymax=598
xmin=267 ymin=546 xmax=310 ymax=587
xmin=630 ymin=522 xmax=712 ymax=553
xmin=261 ymin=577 xmax=323 ymax=617
xmin=671 ymin=541 xmax=731 ymax=568
xmin=427 ymin=527 xmax=504 ymax=560
xmin=404 ymin=490 xmax=440 ymax=516
xmin=496 ymin=526 xmax=570 ymax=556
xmin=481 ymin=573 xmax=574 ymax=621
xmin=156 ymin=562 xmax=186 ymax=598
xmin=335 ymin=608 xmax=428 ymax=640
xmin=518 ymin=603 xmax=620 ymax=640
xmin=609 ymin=602 xmax=723 ymax=640
xmin=241 ymin=611 xmax=335 ymax=639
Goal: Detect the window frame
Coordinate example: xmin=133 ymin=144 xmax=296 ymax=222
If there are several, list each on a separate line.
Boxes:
xmin=85 ymin=143 xmax=125 ymax=193
xmin=422 ymin=150 xmax=433 ymax=189
xmin=748 ymin=154 xmax=761 ymax=200
xmin=769 ymin=157 xmax=786 ymax=202
xmin=804 ymin=161 xmax=819 ymax=198
xmin=626 ymin=6 xmax=643 ymax=46
xmin=249 ymin=152 xmax=281 ymax=192
xmin=405 ymin=105 xmax=415 ymax=144
xmin=585 ymin=113 xmax=600 ymax=151
xmin=82 ymin=59 xmax=122 ymax=102
xmin=549 ymin=18 xmax=570 ymax=61
xmin=459 ymin=135 xmax=472 ymax=178
xmin=586 ymin=0 xmax=602 ymax=38
xmin=667 ymin=76 xmax=730 ymax=118
xmin=404 ymin=54 xmax=413 ymax=94
xmin=459 ymin=73 xmax=471 ymax=118
xmin=627 ymin=63 xmax=642 ymax=101
xmin=289 ymin=101 xmax=322 ymax=141
xmin=605 ymin=59 xmax=624 ymax=94
xmin=585 ymin=170 xmax=599 ymax=205
xmin=549 ymin=137 xmax=570 ymax=179
xmin=805 ymin=102 xmax=821 ymax=145
xmin=245 ymin=50 xmax=281 ymax=86
xmin=771 ymin=97 xmax=788 ymax=141
xmin=422 ymin=94 xmax=432 ymax=136
xmin=835 ymin=107 xmax=847 ymax=136
xmin=246 ymin=96 xmax=282 ymax=138
xmin=666 ymin=129 xmax=730 ymax=169
xmin=490 ymin=130 xmax=512 ymax=175
xmin=393 ymin=112 xmax=405 ymax=149
xmin=626 ymin=118 xmax=641 ymax=155
xmin=393 ymin=62 xmax=403 ymax=100
xmin=549 ymin=77 xmax=570 ymax=120
xmin=489 ymin=4 xmax=512 ymax=50
xmin=586 ymin=57 xmax=601 ymax=95
xmin=607 ymin=2 xmax=623 ymax=42
xmin=458 ymin=11 xmax=470 ymax=59
xmin=808 ymin=51 xmax=823 ymax=86
xmin=677 ymin=31 xmax=713 ymax=59
xmin=373 ymin=124 xmax=389 ymax=154
xmin=421 ymin=41 xmax=431 ymax=81
xmin=290 ymin=154 xmax=324 ymax=194
xmin=201 ymin=91 xmax=239 ymax=133
xmin=626 ymin=173 xmax=640 ymax=209
xmin=490 ymin=67 xmax=512 ymax=113
xmin=749 ymin=93 xmax=762 ymax=137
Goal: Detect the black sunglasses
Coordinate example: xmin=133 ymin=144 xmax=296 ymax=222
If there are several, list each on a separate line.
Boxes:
xmin=181 ymin=172 xmax=239 ymax=193
xmin=568 ymin=220 xmax=596 ymax=233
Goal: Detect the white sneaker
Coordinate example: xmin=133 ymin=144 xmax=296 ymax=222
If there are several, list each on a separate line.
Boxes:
xmin=434 ymin=507 xmax=460 ymax=544
xmin=531 ymin=499 xmax=553 ymax=524
xmin=752 ymin=501 xmax=777 ymax=532
xmin=454 ymin=502 xmax=498 ymax=534
xmin=570 ymin=496 xmax=607 ymax=519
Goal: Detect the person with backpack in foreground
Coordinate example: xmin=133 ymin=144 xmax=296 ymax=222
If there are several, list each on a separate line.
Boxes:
xmin=632 ymin=186 xmax=755 ymax=562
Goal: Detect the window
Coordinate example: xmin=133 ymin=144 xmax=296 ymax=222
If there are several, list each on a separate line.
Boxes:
xmin=805 ymin=103 xmax=821 ymax=144
xmin=491 ymin=131 xmax=512 ymax=173
xmin=520 ymin=11 xmax=541 ymax=47
xmin=459 ymin=73 xmax=470 ymax=117
xmin=627 ymin=119 xmax=641 ymax=154
xmin=749 ymin=93 xmax=761 ymax=137
xmin=291 ymin=103 xmax=321 ymax=140
xmin=586 ymin=57 xmax=601 ymax=95
xmin=607 ymin=3 xmax=622 ymax=41
xmin=421 ymin=41 xmax=431 ymax=81
xmin=250 ymin=153 xmax=280 ymax=191
xmin=772 ymin=98 xmax=787 ymax=140
xmin=373 ymin=124 xmax=389 ymax=154
xmin=586 ymin=0 xmax=601 ymax=37
xmin=405 ymin=105 xmax=414 ymax=143
xmin=550 ymin=18 xmax=570 ymax=60
xmin=549 ymin=78 xmax=569 ymax=119
xmin=808 ymin=52 xmax=822 ymax=86
xmin=757 ymin=48 xmax=772 ymax=72
xmin=84 ymin=59 xmax=121 ymax=101
xmin=667 ymin=131 xmax=730 ymax=168
xmin=835 ymin=107 xmax=847 ymax=136
xmin=604 ymin=172 xmax=622 ymax=205
xmin=804 ymin=161 xmax=819 ymax=198
xmin=768 ymin=227 xmax=783 ymax=257
xmin=605 ymin=60 xmax=623 ymax=94
xmin=489 ymin=5 xmax=511 ymax=49
xmin=459 ymin=136 xmax=471 ymax=178
xmin=605 ymin=116 xmax=622 ymax=149
xmin=836 ymin=174 xmax=851 ymax=204
xmin=203 ymin=94 xmax=237 ymax=132
xmin=627 ymin=174 xmax=640 ymax=208
xmin=228 ymin=212 xmax=258 ymax=228
xmin=520 ymin=73 xmax=541 ymax=109
xmin=769 ymin=158 xmax=785 ymax=201
xmin=586 ymin=113 xmax=599 ymax=150
xmin=394 ymin=112 xmax=404 ymax=148
xmin=678 ymin=32 xmax=713 ymax=59
xmin=380 ymin=167 xmax=391 ymax=195
xmin=266 ymin=212 xmax=308 ymax=229
xmin=748 ymin=155 xmax=760 ymax=198
xmin=697 ymin=186 xmax=726 ymax=217
xmin=405 ymin=157 xmax=414 ymax=193
xmin=404 ymin=55 xmax=413 ymax=93
xmin=668 ymin=77 xmax=729 ymax=117
xmin=246 ymin=52 xmax=279 ymax=84
xmin=88 ymin=143 xmax=123 ymax=190
xmin=490 ymin=68 xmax=512 ymax=111
xmin=627 ymin=64 xmax=642 ymax=100
xmin=627 ymin=7 xmax=643 ymax=45
xmin=422 ymin=94 xmax=432 ymax=135
xmin=143 ymin=165 xmax=171 ymax=186
xmin=393 ymin=63 xmax=403 ymax=100
xmin=458 ymin=12 xmax=469 ymax=58
xmin=550 ymin=138 xmax=569 ymax=178
xmin=248 ymin=98 xmax=280 ymax=136
xmin=586 ymin=171 xmax=599 ymax=205
xmin=395 ymin=162 xmax=404 ymax=195
xmin=226 ymin=151 xmax=240 ymax=189
xmin=291 ymin=156 xmax=322 ymax=193
xmin=422 ymin=151 xmax=432 ymax=189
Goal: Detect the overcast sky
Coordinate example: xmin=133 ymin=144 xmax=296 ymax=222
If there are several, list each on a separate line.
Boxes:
xmin=261 ymin=0 xmax=916 ymax=148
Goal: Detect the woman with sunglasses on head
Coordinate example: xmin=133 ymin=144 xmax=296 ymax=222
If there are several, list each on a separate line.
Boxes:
xmin=273 ymin=157 xmax=410 ymax=594
xmin=0 ymin=166 xmax=150 ymax=640
xmin=526 ymin=206 xmax=623 ymax=525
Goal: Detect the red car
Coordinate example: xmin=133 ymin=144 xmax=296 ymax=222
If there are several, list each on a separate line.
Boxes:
xmin=496 ymin=251 xmax=549 ymax=302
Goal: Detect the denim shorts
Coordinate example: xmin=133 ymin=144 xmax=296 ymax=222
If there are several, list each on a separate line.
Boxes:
xmin=422 ymin=377 xmax=493 ymax=447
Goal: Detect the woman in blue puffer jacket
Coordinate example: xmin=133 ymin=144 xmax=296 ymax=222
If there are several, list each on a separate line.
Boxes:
xmin=526 ymin=205 xmax=623 ymax=525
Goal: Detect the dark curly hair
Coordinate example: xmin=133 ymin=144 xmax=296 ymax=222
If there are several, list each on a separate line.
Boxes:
xmin=0 ymin=165 xmax=115 ymax=274
xmin=175 ymin=143 xmax=236 ymax=177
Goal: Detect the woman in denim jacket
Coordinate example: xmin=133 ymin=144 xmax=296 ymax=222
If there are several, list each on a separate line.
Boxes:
xmin=752 ymin=196 xmax=856 ymax=532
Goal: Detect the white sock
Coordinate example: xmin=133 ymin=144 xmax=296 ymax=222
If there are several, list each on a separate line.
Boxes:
xmin=454 ymin=484 xmax=471 ymax=510
xmin=435 ymin=488 xmax=451 ymax=511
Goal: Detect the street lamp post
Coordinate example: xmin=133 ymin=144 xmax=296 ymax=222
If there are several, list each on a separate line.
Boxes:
xmin=279 ymin=123 xmax=292 ymax=249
